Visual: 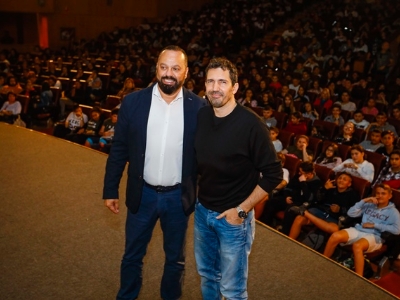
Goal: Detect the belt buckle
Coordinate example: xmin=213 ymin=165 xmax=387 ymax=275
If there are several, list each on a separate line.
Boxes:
xmin=155 ymin=185 xmax=164 ymax=193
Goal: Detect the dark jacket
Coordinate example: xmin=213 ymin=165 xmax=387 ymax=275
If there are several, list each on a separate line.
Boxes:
xmin=103 ymin=85 xmax=207 ymax=215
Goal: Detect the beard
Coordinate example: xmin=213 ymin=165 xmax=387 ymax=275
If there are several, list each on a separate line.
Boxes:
xmin=157 ymin=76 xmax=183 ymax=95
xmin=207 ymin=91 xmax=227 ymax=108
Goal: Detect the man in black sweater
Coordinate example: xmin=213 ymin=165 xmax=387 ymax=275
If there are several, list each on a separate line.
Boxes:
xmin=194 ymin=57 xmax=282 ymax=300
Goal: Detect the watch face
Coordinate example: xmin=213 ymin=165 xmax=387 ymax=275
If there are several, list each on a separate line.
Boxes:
xmin=238 ymin=210 xmax=248 ymax=219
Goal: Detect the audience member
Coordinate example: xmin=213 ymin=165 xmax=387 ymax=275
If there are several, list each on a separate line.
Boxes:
xmin=376 ymin=130 xmax=399 ymax=160
xmin=335 ymin=91 xmax=356 ymax=113
xmin=333 ymin=122 xmax=357 ymax=146
xmin=313 ymin=88 xmax=333 ymax=111
xmin=324 ymin=104 xmax=345 ymax=126
xmin=374 ymin=150 xmax=400 ymax=190
xmin=302 ymin=102 xmax=319 ymax=121
xmin=333 ymin=145 xmax=374 ymax=183
xmin=288 ymin=172 xmax=359 ymax=241
xmin=314 ymin=143 xmax=342 ymax=169
xmin=284 ymin=112 xmax=307 ymax=135
xmin=360 ymin=129 xmax=383 ymax=152
xmin=282 ymin=135 xmax=313 ymax=162
xmin=323 ymin=184 xmax=400 ymax=276
xmin=277 ymin=94 xmax=296 ymax=115
xmin=349 ymin=110 xmax=370 ymax=130
xmin=262 ymin=105 xmax=277 ymax=127
xmin=270 ymin=126 xmax=282 ymax=152
xmin=367 ymin=112 xmax=398 ymax=137
xmin=0 ymin=91 xmax=21 ymax=123
xmin=361 ymin=98 xmax=379 ymax=117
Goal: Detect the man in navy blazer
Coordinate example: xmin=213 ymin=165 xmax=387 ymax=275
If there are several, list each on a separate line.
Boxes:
xmin=103 ymin=45 xmax=207 ymax=300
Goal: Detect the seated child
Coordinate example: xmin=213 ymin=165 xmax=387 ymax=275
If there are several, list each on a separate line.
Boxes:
xmin=360 ymin=129 xmax=383 ymax=152
xmin=324 ymin=104 xmax=344 ymax=126
xmin=85 ymin=108 xmax=118 ymax=151
xmin=374 ymin=150 xmax=400 ymax=190
xmin=349 ymin=110 xmax=370 ymax=130
xmin=282 ymin=135 xmax=313 ymax=162
xmin=284 ymin=111 xmax=308 ymax=135
xmin=288 ymin=172 xmax=360 ymax=242
xmin=314 ymin=143 xmax=342 ymax=169
xmin=262 ymin=105 xmax=277 ymax=128
xmin=262 ymin=161 xmax=322 ymax=233
xmin=333 ymin=122 xmax=357 ymax=146
xmin=323 ymin=184 xmax=400 ymax=276
xmin=333 ymin=145 xmax=375 ymax=183
xmin=67 ymin=106 xmax=103 ymax=144
xmin=270 ymin=126 xmax=283 ymax=152
xmin=310 ymin=125 xmax=327 ymax=140
xmin=361 ymin=98 xmax=379 ymax=117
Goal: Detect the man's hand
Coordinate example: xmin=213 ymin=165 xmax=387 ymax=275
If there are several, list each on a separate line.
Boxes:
xmin=105 ymin=199 xmax=120 ymax=214
xmin=216 ymin=208 xmax=243 ymax=225
xmin=286 ymin=197 xmax=293 ymax=204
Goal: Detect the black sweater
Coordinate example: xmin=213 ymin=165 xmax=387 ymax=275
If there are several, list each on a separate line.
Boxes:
xmin=316 ymin=187 xmax=360 ymax=219
xmin=195 ymin=104 xmax=283 ymax=212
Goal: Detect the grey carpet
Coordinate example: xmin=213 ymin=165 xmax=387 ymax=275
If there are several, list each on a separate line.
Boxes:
xmin=0 ymin=123 xmax=397 ymax=300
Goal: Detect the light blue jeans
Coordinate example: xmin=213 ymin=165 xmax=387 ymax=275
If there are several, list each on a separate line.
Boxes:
xmin=194 ymin=201 xmax=255 ymax=300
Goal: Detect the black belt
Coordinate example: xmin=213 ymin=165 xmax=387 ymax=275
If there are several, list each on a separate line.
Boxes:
xmin=144 ymin=181 xmax=181 ymax=193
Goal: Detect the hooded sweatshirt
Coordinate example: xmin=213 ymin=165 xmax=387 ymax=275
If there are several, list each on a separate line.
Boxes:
xmin=347 ymin=199 xmax=400 ymax=237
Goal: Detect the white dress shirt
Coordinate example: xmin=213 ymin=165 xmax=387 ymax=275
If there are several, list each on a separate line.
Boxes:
xmin=144 ymin=84 xmax=184 ymax=186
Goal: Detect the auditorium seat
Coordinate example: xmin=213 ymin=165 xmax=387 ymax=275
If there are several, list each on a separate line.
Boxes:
xmin=250 ymin=106 xmax=263 ymax=116
xmin=388 ymin=118 xmax=400 ymax=134
xmin=363 ymin=114 xmax=376 ymax=123
xmin=322 ymin=141 xmax=350 ymax=161
xmin=284 ymin=154 xmax=301 ymax=179
xmin=307 ymin=136 xmax=322 ymax=159
xmin=314 ymin=164 xmax=333 ymax=184
xmin=16 ymin=95 xmax=30 ymax=114
xmin=313 ymin=120 xmax=338 ymax=140
xmin=278 ymin=130 xmax=294 ymax=150
xmin=351 ymin=176 xmax=371 ymax=198
xmin=353 ymin=128 xmax=367 ymax=143
xmin=364 ymin=150 xmax=386 ymax=182
xmin=50 ymin=87 xmax=61 ymax=106
xmin=274 ymin=111 xmax=288 ymax=129
xmin=103 ymin=95 xmax=121 ymax=110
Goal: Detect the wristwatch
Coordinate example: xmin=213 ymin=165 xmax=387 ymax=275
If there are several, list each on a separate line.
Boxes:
xmin=236 ymin=206 xmax=248 ymax=219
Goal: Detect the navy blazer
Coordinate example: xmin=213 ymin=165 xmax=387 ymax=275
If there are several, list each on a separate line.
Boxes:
xmin=103 ymin=85 xmax=207 ymax=215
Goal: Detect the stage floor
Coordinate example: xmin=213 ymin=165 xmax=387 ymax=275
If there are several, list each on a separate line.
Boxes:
xmin=0 ymin=123 xmax=397 ymax=299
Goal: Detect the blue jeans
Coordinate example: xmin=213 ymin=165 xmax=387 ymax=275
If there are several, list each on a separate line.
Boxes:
xmin=194 ymin=201 xmax=255 ymax=300
xmin=117 ymin=185 xmax=189 ymax=300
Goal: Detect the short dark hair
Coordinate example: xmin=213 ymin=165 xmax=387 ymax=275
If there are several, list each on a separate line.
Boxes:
xmin=331 ymin=103 xmax=342 ymax=111
xmin=299 ymin=161 xmax=314 ymax=173
xmin=381 ymin=130 xmax=395 ymax=139
xmin=111 ymin=108 xmax=119 ymax=116
xmin=336 ymin=172 xmax=353 ymax=183
xmin=270 ymin=126 xmax=279 ymax=134
xmin=353 ymin=109 xmax=363 ymax=115
xmin=392 ymin=104 xmax=400 ymax=111
xmin=370 ymin=128 xmax=382 ymax=135
xmin=205 ymin=57 xmax=238 ymax=86
xmin=390 ymin=149 xmax=400 ymax=158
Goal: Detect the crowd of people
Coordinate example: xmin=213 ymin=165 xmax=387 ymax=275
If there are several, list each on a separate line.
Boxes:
xmin=1 ymin=0 xmax=400 ymax=281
